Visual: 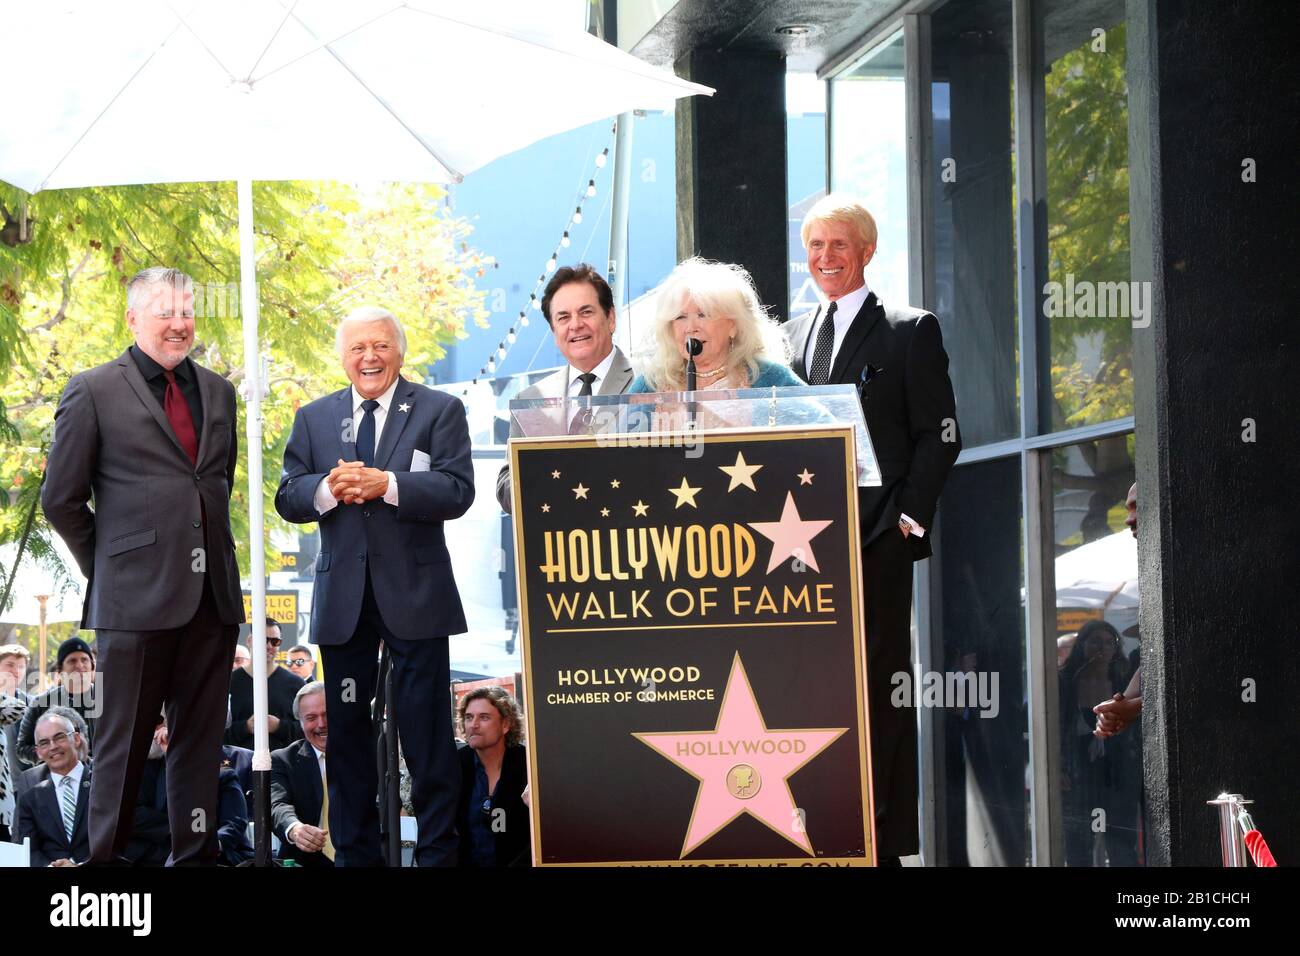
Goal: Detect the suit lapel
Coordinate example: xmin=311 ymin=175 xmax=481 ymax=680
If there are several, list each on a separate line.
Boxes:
xmin=194 ymin=364 xmax=216 ymax=467
xmin=335 ymin=387 xmax=358 ymax=463
xmin=73 ymin=773 xmax=92 ymax=843
xmin=828 ymin=293 xmax=885 ymax=385
xmin=38 ymin=778 xmax=65 ymax=846
xmin=374 ymin=378 xmax=415 ymax=470
xmin=116 ymin=350 xmax=190 ymax=463
xmin=296 ymin=740 xmax=323 ymax=821
xmin=798 ymin=309 xmax=821 ymax=382
xmin=599 ymin=347 xmax=635 ymax=396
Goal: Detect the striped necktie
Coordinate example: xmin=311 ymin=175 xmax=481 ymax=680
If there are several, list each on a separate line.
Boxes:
xmin=60 ymin=775 xmax=77 ymax=842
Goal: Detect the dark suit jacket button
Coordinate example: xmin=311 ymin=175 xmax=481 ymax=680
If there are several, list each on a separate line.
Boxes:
xmin=192 ymin=520 xmax=201 ymax=529
xmin=357 ymin=554 xmax=365 ymax=561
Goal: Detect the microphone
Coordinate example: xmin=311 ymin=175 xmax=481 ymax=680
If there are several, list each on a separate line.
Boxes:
xmin=685 ymin=337 xmax=702 ymax=392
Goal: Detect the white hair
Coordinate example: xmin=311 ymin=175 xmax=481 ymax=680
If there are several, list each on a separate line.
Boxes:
xmin=335 ymin=306 xmax=407 ymax=357
xmin=293 ymin=680 xmax=326 ymax=720
xmin=640 ymin=258 xmax=791 ymax=392
xmin=126 ymin=267 xmax=194 ymax=312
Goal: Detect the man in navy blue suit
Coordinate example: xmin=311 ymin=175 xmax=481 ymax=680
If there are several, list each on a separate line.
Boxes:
xmin=275 ymin=306 xmax=475 ymax=866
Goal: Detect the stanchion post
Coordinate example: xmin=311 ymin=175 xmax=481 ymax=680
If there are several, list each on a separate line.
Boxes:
xmin=1207 ymin=793 xmax=1252 ymax=867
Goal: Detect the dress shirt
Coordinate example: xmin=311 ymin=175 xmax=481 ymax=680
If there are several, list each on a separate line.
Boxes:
xmin=49 ymin=759 xmax=85 ymax=801
xmin=565 ymin=347 xmax=618 ymax=398
xmin=314 ymin=380 xmax=401 ymax=514
xmin=129 ymin=345 xmax=204 ymax=435
xmin=802 ymin=282 xmax=872 ymax=374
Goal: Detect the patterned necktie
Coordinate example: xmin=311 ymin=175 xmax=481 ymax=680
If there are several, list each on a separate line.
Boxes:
xmin=163 ymin=368 xmax=199 ymax=464
xmin=807 ymin=301 xmax=838 ymax=386
xmin=61 ymin=775 xmax=77 ymax=842
xmin=569 ymin=373 xmax=597 ymax=435
xmin=356 ymin=399 xmax=379 ymax=468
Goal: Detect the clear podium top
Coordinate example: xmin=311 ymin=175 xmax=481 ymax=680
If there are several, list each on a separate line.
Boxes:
xmin=508 ymin=384 xmax=880 ymax=487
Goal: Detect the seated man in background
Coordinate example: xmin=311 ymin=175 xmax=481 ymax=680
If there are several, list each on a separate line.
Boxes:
xmin=456 ymin=687 xmax=530 ymax=867
xmin=270 ymin=681 xmax=333 ymax=868
xmin=285 ymin=644 xmax=317 ymax=681
xmin=140 ymin=715 xmax=252 ymax=866
xmin=16 ymin=637 xmax=97 ymax=767
xmin=226 ymin=619 xmax=305 ymax=753
xmin=15 ymin=712 xmax=91 ymax=866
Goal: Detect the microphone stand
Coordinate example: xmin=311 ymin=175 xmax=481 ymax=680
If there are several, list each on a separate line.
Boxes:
xmin=685 ymin=337 xmax=701 ymax=429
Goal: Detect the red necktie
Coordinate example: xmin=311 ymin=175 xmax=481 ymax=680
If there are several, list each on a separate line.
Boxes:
xmin=163 ymin=369 xmax=199 ymax=465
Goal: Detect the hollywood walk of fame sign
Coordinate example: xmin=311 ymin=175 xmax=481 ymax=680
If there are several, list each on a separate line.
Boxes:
xmin=509 ymin=424 xmax=876 ymax=866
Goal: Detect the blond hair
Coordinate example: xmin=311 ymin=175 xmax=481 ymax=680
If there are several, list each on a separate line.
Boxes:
xmin=800 ymin=193 xmax=879 ymax=250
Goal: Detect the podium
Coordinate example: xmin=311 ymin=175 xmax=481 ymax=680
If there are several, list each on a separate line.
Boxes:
xmin=508 ymin=385 xmax=881 ymax=866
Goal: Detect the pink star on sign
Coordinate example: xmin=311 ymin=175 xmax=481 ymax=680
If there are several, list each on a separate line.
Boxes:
xmin=633 ymin=654 xmax=847 ymax=858
xmin=747 ymin=491 xmax=833 ymax=573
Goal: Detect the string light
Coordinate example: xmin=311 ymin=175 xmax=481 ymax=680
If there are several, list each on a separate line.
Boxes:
xmin=459 ymin=130 xmax=614 ymax=397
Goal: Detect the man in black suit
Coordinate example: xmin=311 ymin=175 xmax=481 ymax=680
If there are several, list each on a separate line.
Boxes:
xmin=785 ymin=195 xmax=961 ymax=863
xmin=270 ymin=682 xmax=332 ymax=867
xmin=41 ymin=267 xmax=245 ymax=866
xmin=15 ymin=712 xmax=92 ymax=866
xmin=275 ymin=306 xmax=474 ymax=866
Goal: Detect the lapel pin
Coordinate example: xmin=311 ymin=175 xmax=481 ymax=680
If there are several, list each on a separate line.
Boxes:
xmin=398 ymin=402 xmax=411 ymax=413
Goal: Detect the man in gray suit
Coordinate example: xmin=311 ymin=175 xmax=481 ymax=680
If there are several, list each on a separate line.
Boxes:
xmin=41 ymin=267 xmax=244 ymax=866
xmin=495 ymin=264 xmax=635 ymax=513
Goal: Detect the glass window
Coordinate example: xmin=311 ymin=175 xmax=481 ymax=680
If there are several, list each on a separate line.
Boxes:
xmin=935 ymin=456 xmax=1028 ymax=865
xmin=829 ymin=30 xmax=910 ymax=311
xmin=1040 ymin=1 xmax=1134 ymax=430
xmin=787 ymin=72 xmax=827 ymax=320
xmin=1048 ymin=433 xmax=1141 ymax=865
xmin=930 ymin=0 xmax=1020 ymax=448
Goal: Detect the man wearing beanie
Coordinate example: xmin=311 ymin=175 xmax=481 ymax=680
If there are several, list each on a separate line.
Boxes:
xmin=16 ymin=637 xmax=98 ymax=767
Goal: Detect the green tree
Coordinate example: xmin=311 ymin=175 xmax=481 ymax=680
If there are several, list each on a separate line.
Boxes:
xmin=1044 ymin=23 xmax=1133 ymax=430
xmin=0 ymin=179 xmax=491 ymax=612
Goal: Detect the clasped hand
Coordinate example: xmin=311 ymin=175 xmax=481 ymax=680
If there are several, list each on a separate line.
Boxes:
xmin=328 ymin=459 xmax=388 ymax=505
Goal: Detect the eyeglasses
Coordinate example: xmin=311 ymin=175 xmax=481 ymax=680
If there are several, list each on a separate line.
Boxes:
xmin=288 ymin=658 xmax=311 ymax=667
xmin=266 ymin=637 xmax=282 ymax=647
xmin=35 ymin=731 xmax=72 ymax=751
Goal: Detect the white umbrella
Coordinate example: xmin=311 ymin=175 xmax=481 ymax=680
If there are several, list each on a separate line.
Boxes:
xmin=0 ymin=0 xmax=710 ymax=858
xmin=1054 ymin=530 xmax=1139 ymax=641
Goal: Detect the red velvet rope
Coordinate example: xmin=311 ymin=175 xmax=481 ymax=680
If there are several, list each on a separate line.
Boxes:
xmin=1244 ymin=829 xmax=1277 ymax=867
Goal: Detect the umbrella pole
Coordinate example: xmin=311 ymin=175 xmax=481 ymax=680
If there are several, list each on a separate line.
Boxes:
xmin=238 ymin=177 xmax=273 ymax=866
xmin=608 ymin=112 xmax=634 ymax=343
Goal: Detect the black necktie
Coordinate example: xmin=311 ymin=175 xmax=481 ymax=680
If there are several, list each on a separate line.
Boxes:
xmin=570 ymin=373 xmax=597 ymax=435
xmin=356 ymin=399 xmax=379 ymax=467
xmin=808 ymin=302 xmax=837 ymax=385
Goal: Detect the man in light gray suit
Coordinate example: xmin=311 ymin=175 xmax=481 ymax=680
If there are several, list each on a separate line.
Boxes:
xmin=41 ymin=267 xmax=244 ymax=866
xmin=495 ymin=264 xmax=635 ymax=513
